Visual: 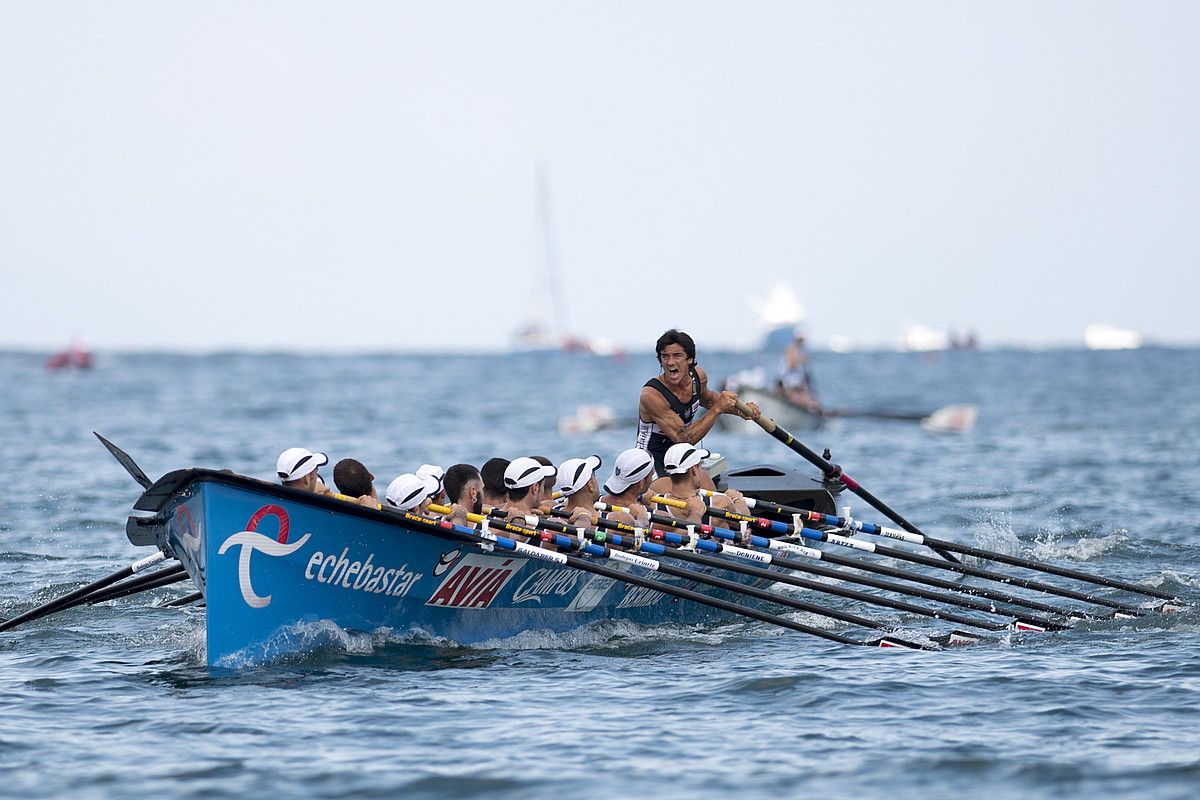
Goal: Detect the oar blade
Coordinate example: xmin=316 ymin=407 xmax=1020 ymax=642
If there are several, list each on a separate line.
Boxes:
xmin=93 ymin=432 xmax=154 ymax=489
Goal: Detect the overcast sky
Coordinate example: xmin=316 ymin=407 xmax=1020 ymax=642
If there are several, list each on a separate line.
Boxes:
xmin=1 ymin=2 xmax=1197 ymax=352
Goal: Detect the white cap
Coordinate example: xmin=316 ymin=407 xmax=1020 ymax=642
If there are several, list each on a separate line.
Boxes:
xmin=603 ymin=448 xmax=655 ymax=494
xmin=386 ymin=473 xmax=439 ymax=510
xmin=556 ymin=455 xmax=602 ymax=497
xmin=416 ymin=464 xmax=445 ymax=493
xmin=276 ymin=448 xmax=328 ymax=482
xmin=663 ymin=443 xmax=710 ymax=475
xmin=504 ymin=457 xmax=556 ymax=490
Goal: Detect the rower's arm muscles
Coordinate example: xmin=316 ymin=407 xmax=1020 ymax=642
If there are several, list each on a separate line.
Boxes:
xmin=640 ymin=388 xmax=721 ymax=445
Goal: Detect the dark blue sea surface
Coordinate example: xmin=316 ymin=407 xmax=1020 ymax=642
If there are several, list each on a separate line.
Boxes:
xmin=2 ymin=347 xmax=1198 ymax=799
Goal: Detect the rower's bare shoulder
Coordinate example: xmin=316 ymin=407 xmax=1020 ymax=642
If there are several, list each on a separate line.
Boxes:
xmin=639 ymin=385 xmax=672 ymax=419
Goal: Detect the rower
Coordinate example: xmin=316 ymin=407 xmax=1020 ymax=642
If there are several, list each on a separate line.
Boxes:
xmin=276 ymin=447 xmax=332 ymax=496
xmin=332 ymin=458 xmax=380 ymax=507
xmin=599 ymin=448 xmax=656 ymax=528
xmin=657 ymin=443 xmax=740 ymax=529
xmin=480 ymin=457 xmax=511 ymax=509
xmin=417 ymin=464 xmax=448 ymax=506
xmin=555 ymin=455 xmax=603 ymax=527
xmin=636 ymin=329 xmax=759 ymax=476
xmin=442 ymin=463 xmax=484 ymax=527
xmin=779 ymin=326 xmax=820 ymax=412
xmin=529 ymin=455 xmax=558 ymax=514
xmin=500 ymin=457 xmax=556 ymax=539
xmin=384 ymin=472 xmax=440 ymax=514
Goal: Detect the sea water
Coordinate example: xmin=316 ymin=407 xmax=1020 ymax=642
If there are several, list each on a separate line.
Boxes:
xmin=1 ymin=347 xmax=1198 ymax=799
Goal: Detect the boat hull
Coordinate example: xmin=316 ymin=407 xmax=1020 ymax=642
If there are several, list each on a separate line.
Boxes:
xmin=151 ymin=473 xmax=776 ymax=665
xmin=718 ymin=388 xmax=823 ymax=434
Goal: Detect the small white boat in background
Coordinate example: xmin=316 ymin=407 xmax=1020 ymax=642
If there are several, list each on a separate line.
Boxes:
xmin=899 ymin=325 xmax=950 ymax=353
xmin=1084 ymin=324 xmax=1142 ymax=351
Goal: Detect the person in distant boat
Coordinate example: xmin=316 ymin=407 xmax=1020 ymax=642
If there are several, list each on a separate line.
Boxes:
xmin=599 ymin=448 xmax=656 ymax=528
xmin=779 ymin=327 xmax=821 ymax=412
xmin=442 ymin=463 xmax=484 ymax=527
xmin=385 ymin=472 xmax=440 ymax=514
xmin=637 ymin=329 xmax=759 ymax=475
xmin=277 ymin=447 xmax=333 ymax=495
xmin=655 ymin=443 xmax=742 ymax=529
xmin=333 ymin=458 xmax=380 ymax=507
xmin=555 ymin=455 xmax=603 ymax=527
xmin=480 ymin=457 xmax=511 ymax=509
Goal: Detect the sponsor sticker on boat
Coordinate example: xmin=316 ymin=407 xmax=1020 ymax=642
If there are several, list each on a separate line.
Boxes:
xmin=218 ymin=504 xmax=424 ymax=609
xmin=426 ymin=554 xmax=525 ymax=609
xmin=565 ymin=574 xmax=616 ymax=612
xmin=511 ymin=567 xmax=580 ymax=604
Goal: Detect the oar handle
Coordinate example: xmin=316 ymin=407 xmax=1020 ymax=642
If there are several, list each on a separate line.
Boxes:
xmin=650 ymin=494 xmax=688 ymax=509
xmin=735 ymin=400 xmax=776 ymax=433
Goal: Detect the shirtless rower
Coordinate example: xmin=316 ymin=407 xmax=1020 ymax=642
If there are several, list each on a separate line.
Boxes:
xmin=655 ymin=442 xmax=742 ymax=530
xmin=599 ymin=448 xmax=656 ymax=528
xmin=332 ymin=458 xmax=380 ymax=507
xmin=442 ymin=463 xmax=484 ymax=528
xmin=555 ymin=455 xmax=603 ymax=527
xmin=636 ymin=329 xmax=759 ymax=476
xmin=276 ymin=447 xmax=333 ymax=496
xmin=480 ymin=457 xmax=510 ymax=509
xmin=417 ymin=464 xmax=448 ymax=506
xmin=501 ymin=456 xmax=556 ymax=525
xmin=384 ymin=472 xmax=440 ymax=514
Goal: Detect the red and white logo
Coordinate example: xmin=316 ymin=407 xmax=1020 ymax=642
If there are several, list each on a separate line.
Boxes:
xmin=425 ymin=554 xmax=524 ymax=609
xmin=217 ymin=505 xmax=311 ymax=609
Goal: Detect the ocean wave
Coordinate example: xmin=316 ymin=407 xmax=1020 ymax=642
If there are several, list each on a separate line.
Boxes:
xmin=473 ymin=618 xmax=743 ymax=651
xmin=1029 ymin=532 xmax=1126 ymax=562
xmin=212 ymin=619 xmax=380 ymax=669
xmin=1149 ymin=570 xmax=1200 ymax=590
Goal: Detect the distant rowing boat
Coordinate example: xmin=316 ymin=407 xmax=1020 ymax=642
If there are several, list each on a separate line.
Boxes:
xmin=716 ymin=388 xmax=823 ymax=434
xmin=716 ymin=388 xmax=977 ymax=434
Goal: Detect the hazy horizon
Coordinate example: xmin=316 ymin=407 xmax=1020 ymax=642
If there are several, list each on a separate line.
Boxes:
xmin=3 ymin=3 xmax=1197 ymax=353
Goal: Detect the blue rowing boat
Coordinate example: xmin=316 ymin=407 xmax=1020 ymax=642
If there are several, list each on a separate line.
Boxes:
xmin=126 ymin=467 xmax=828 ymax=666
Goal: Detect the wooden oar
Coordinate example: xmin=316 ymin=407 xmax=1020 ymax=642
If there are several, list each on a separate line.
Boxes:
xmin=0 ymin=551 xmax=168 ymax=633
xmin=418 ymin=504 xmax=931 ymax=649
xmin=582 ymin=505 xmax=1070 ymax=632
xmin=656 ymin=495 xmax=1147 ymax=616
xmin=734 ymin=399 xmax=963 ymax=565
xmin=703 ymin=490 xmax=1181 ymax=605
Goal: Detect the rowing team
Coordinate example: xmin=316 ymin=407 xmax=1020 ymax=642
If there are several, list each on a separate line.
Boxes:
xmin=274 ymin=443 xmax=753 ymax=537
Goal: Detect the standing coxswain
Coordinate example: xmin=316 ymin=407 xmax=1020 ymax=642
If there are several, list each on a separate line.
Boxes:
xmin=636 ymin=329 xmax=760 ymax=476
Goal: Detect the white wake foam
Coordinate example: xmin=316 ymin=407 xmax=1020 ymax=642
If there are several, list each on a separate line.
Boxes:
xmin=1029 ymin=532 xmax=1126 ymax=562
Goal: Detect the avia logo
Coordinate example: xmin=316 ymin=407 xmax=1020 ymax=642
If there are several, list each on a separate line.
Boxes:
xmin=426 ymin=554 xmax=523 ymax=609
xmin=433 ymin=549 xmax=461 ymax=577
xmin=217 ymin=505 xmax=310 ymax=609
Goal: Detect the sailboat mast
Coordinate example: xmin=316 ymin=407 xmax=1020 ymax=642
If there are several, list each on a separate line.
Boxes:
xmin=536 ymin=166 xmax=568 ymax=340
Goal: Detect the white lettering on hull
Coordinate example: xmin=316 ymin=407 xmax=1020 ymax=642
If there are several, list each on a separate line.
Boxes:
xmin=303 ymin=546 xmax=424 ymax=598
